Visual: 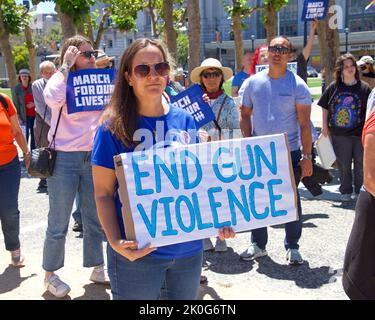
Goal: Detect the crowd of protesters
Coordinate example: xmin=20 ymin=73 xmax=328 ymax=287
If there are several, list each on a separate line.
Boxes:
xmin=1 ymin=21 xmax=375 ymax=300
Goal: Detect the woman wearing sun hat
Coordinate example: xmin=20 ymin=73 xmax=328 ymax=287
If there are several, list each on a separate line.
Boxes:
xmin=191 ymin=58 xmax=240 ymax=253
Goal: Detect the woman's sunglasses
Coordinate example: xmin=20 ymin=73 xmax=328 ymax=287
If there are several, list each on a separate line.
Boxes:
xmin=201 ymin=70 xmax=222 ymax=79
xmin=80 ymin=51 xmax=99 ymax=59
xmin=133 ymin=62 xmax=170 ymax=78
xmin=268 ymin=45 xmax=290 ymax=55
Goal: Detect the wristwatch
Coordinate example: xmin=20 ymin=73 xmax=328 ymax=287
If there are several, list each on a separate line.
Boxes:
xmin=302 ymin=153 xmax=313 ymax=160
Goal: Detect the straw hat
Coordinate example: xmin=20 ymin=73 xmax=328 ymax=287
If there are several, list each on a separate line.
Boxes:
xmin=190 ymin=58 xmax=233 ymax=83
xmin=357 ymin=55 xmax=374 ymax=67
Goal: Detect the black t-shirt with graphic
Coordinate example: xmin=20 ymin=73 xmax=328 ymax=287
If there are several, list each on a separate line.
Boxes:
xmin=318 ymin=80 xmax=372 ymax=137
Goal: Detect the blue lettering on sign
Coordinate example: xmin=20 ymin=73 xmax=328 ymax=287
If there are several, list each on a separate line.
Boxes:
xmin=212 ymin=147 xmax=237 ymax=183
xmin=207 ymin=187 xmax=231 ymax=228
xmin=175 ymin=195 xmax=196 ymax=233
xmin=227 ymin=185 xmax=250 ymax=225
xmin=236 ymin=145 xmax=256 ymax=180
xmin=268 ymin=179 xmax=287 ymax=217
xmin=180 ymin=150 xmax=202 ymax=189
xmin=159 ymin=197 xmax=178 ymax=236
xmin=153 ymin=153 xmax=179 ymax=193
xmin=137 ymin=200 xmax=158 ymax=238
xmin=192 ymin=192 xmax=214 ymax=230
xmin=249 ymin=182 xmax=269 ymax=220
xmin=254 ymin=142 xmax=277 ymax=177
xmin=132 ymin=154 xmax=154 ymax=196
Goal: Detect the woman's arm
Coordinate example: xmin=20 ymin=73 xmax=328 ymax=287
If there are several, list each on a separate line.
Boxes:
xmin=10 ymin=114 xmax=30 ymax=168
xmin=363 ymin=132 xmax=375 ymax=197
xmin=92 ymin=165 xmax=156 ymax=261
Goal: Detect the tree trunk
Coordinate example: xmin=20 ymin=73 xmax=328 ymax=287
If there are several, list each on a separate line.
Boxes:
xmin=187 ymin=0 xmax=201 ymax=76
xmin=147 ymin=1 xmax=159 ymax=38
xmin=163 ymin=0 xmax=178 ymax=62
xmin=317 ymin=0 xmax=340 ymax=86
xmin=24 ymin=25 xmax=37 ymax=81
xmin=0 ymin=9 xmax=17 ymax=90
xmin=94 ymin=10 xmax=111 ymax=50
xmin=233 ymin=10 xmax=244 ymax=72
xmin=264 ymin=3 xmax=277 ymax=44
xmin=55 ymin=4 xmax=76 ymax=40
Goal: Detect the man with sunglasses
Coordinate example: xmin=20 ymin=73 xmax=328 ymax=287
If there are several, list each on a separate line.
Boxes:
xmin=239 ymin=36 xmax=313 ymax=266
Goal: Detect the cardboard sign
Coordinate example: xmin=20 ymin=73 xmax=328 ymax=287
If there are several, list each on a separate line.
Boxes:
xmin=114 ymin=134 xmax=298 ymax=248
xmin=66 ymin=68 xmax=115 ymax=114
xmin=255 ymin=62 xmax=297 ymax=74
xmin=301 ymin=0 xmax=329 ymax=21
xmin=170 ymin=84 xmax=215 ymax=129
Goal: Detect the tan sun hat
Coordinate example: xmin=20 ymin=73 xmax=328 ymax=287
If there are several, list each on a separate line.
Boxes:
xmin=357 ymin=55 xmax=374 ymax=67
xmin=190 ymin=58 xmax=233 ymax=83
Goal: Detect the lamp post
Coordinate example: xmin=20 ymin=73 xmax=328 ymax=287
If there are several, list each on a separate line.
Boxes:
xmin=251 ymin=34 xmax=255 ymax=53
xmin=345 ymin=27 xmax=349 ymax=53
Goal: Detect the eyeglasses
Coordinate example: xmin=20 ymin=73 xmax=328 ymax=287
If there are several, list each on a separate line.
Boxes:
xmin=80 ymin=51 xmax=99 ymax=59
xmin=133 ymin=62 xmax=170 ymax=78
xmin=201 ymin=70 xmax=222 ymax=79
xmin=268 ymin=45 xmax=290 ymax=55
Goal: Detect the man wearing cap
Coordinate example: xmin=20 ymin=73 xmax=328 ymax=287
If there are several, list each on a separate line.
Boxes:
xmin=12 ymin=69 xmax=36 ymax=151
xmin=358 ymin=56 xmax=375 ymax=89
xmin=239 ymin=36 xmax=312 ymax=266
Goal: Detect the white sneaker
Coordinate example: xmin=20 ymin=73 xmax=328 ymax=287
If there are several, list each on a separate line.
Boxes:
xmin=90 ymin=265 xmax=110 ymax=284
xmin=44 ymin=274 xmax=71 ymax=298
xmin=203 ymin=238 xmax=214 ymax=251
xmin=340 ymin=194 xmax=351 ymax=202
xmin=214 ymin=238 xmax=228 ymax=252
xmin=240 ymin=243 xmax=268 ymax=261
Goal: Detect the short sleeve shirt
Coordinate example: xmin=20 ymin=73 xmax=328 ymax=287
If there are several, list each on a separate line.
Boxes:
xmin=0 ymin=94 xmax=18 ymax=165
xmin=92 ymin=105 xmax=203 ymax=260
xmin=239 ymin=69 xmax=312 ymax=151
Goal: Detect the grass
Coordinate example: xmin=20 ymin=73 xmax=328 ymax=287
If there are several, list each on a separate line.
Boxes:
xmin=307 ymin=78 xmax=322 ymax=88
xmin=0 ymin=88 xmax=11 ymax=96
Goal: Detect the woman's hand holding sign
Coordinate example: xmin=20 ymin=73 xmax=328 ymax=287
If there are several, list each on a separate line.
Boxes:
xmin=111 ymin=240 xmax=156 ymax=262
xmin=218 ymin=227 xmax=236 ymax=241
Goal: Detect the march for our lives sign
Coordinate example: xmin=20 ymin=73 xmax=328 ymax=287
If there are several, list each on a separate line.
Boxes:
xmin=255 ymin=62 xmax=297 ymax=74
xmin=170 ymin=84 xmax=215 ymax=129
xmin=114 ymin=134 xmax=298 ymax=248
xmin=301 ymin=0 xmax=329 ymax=21
xmin=66 ymin=68 xmax=115 ymax=114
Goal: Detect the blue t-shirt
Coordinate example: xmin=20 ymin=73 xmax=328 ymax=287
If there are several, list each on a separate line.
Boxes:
xmin=92 ymin=105 xmax=203 ymax=259
xmin=239 ymin=69 xmax=312 ymax=151
xmin=231 ymin=70 xmax=250 ymax=89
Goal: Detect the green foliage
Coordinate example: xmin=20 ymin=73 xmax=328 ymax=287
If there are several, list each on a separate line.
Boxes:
xmin=176 ymin=31 xmax=188 ymax=69
xmin=12 ymin=46 xmax=29 ymax=72
xmin=223 ymin=0 xmax=260 ymax=29
xmin=55 ymin=0 xmax=95 ymax=24
xmin=1 ymin=0 xmax=29 ymax=35
xmin=262 ymin=0 xmax=289 ymax=24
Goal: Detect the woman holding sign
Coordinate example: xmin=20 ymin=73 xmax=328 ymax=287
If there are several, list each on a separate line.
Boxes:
xmin=92 ymin=38 xmax=235 ymax=300
xmin=190 ymin=58 xmax=240 ymax=253
xmin=42 ymin=35 xmax=108 ymax=298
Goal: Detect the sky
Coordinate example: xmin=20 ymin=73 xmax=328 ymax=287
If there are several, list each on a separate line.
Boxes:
xmin=15 ymin=0 xmax=56 ymax=14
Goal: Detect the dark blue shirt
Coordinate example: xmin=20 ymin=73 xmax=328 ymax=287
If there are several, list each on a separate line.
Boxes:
xmin=92 ymin=105 xmax=203 ymax=259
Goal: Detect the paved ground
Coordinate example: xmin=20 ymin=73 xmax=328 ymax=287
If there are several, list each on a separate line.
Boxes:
xmin=0 ymin=162 xmax=354 ymax=300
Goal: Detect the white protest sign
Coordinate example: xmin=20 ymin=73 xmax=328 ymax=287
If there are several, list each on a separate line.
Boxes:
xmin=256 ymin=62 xmax=297 ymax=74
xmin=114 ymin=134 xmax=298 ymax=248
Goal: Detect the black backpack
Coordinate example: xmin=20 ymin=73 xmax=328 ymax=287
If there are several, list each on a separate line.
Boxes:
xmin=0 ymin=93 xmax=9 ymax=113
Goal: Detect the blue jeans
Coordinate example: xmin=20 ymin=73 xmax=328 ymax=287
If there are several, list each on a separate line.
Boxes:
xmin=72 ymin=193 xmax=82 ymax=224
xmin=43 ymin=151 xmax=104 ymax=271
xmin=26 ymin=116 xmax=35 ymax=151
xmin=0 ymin=156 xmax=21 ymax=251
xmin=107 ymin=244 xmax=203 ymax=300
xmin=250 ymin=150 xmax=303 ymax=251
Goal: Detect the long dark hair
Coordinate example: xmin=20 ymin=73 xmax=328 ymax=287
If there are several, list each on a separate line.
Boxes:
xmin=101 ymin=38 xmax=169 ymax=147
xmin=334 ymin=53 xmax=360 ymax=84
xmin=59 ymin=35 xmax=93 ymax=71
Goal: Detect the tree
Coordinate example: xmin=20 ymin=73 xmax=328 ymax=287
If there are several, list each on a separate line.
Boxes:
xmin=224 ymin=0 xmax=260 ymax=72
xmin=12 ymin=46 xmax=29 ymax=72
xmin=317 ymin=0 xmax=339 ymax=86
xmin=0 ymin=0 xmax=27 ymax=89
xmin=187 ymin=0 xmax=200 ymax=75
xmin=162 ymin=0 xmax=177 ymax=61
xmin=176 ymin=30 xmax=188 ymax=69
xmin=263 ymin=0 xmax=288 ymax=43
